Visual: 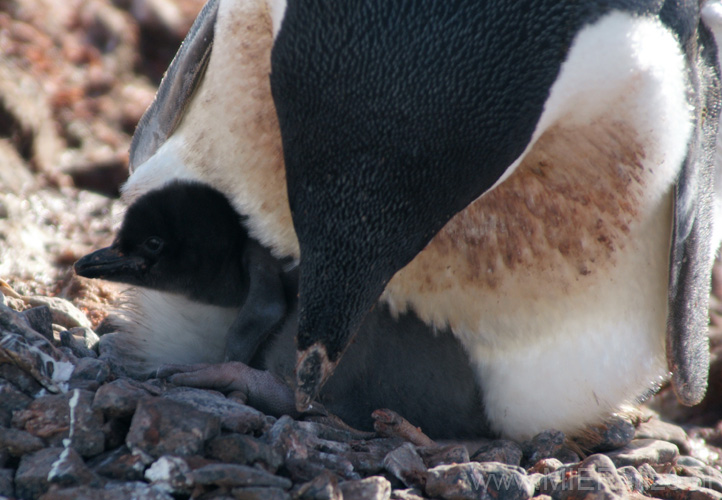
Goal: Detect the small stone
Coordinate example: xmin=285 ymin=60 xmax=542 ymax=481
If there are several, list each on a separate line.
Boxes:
xmin=284 ymin=458 xmax=334 ymax=484
xmin=425 ymin=462 xmax=533 ymax=500
xmin=12 ymin=390 xmax=105 ymax=457
xmin=60 ymin=330 xmax=97 ymax=359
xmin=678 ymin=457 xmax=707 ymax=467
xmin=0 ymin=364 xmax=44 ymax=397
xmin=231 ymin=487 xmax=292 ymax=500
xmin=37 ymin=481 xmax=175 ymax=500
xmin=191 ymin=463 xmax=292 ymax=489
xmin=606 ymin=439 xmax=679 ymax=470
xmin=527 ymin=458 xmax=564 ymax=474
xmin=339 ymin=476 xmax=392 ymax=500
xmin=0 ymin=379 xmax=32 ymax=425
xmin=617 ymin=466 xmax=645 ymax=493
xmin=390 ymin=488 xmax=425 ymax=500
xmin=21 ymin=306 xmax=54 ymax=340
xmin=163 ymin=387 xmax=267 ymax=434
xmin=471 ymin=439 xmax=523 ymax=466
xmin=207 ymin=433 xmax=283 ymax=471
xmin=23 ymin=295 xmax=92 ymax=329
xmin=126 ymin=397 xmax=221 ymax=458
xmin=417 ymin=444 xmax=470 ymax=468
xmin=537 ymin=454 xmax=625 ymax=499
xmin=521 ymin=429 xmax=565 ymax=466
xmin=266 ymin=416 xmax=309 ymax=461
xmin=304 ymin=449 xmax=358 ymax=481
xmin=575 ymin=416 xmax=636 ymax=453
xmin=145 ymin=456 xmax=193 ymax=495
xmin=15 ymin=447 xmax=100 ymax=500
xmin=69 ymin=358 xmax=109 ymax=387
xmin=0 ymin=468 xmax=14 ymax=498
xmin=554 ymin=448 xmax=581 ymax=465
xmin=92 ymin=378 xmax=156 ymax=418
xmin=65 ymin=327 xmax=100 ymax=351
xmin=679 ymin=466 xmax=722 ymax=493
xmin=383 ymin=443 xmax=427 ymax=488
xmin=635 ymin=418 xmax=690 ymax=454
xmin=651 ymin=473 xmax=702 ymax=490
xmin=295 ymin=470 xmax=342 ymax=500
xmin=0 ymin=427 xmax=45 ymax=456
xmin=87 ymin=446 xmax=146 ymax=481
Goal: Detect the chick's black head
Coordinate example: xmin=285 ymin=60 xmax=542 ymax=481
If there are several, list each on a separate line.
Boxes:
xmin=75 ymin=181 xmax=248 ymax=301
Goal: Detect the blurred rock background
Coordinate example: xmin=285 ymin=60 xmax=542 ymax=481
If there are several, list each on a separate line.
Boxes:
xmin=0 ymin=0 xmax=205 ymax=324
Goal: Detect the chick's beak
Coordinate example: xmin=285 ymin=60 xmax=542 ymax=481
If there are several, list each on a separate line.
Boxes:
xmin=295 ymin=342 xmax=338 ymax=412
xmin=74 ymin=245 xmax=146 ymax=280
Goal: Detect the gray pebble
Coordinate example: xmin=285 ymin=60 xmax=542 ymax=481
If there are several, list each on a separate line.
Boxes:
xmin=86 ymin=446 xmax=146 ymax=481
xmin=12 ymin=390 xmax=105 ymax=457
xmin=0 ymin=468 xmax=14 ymax=498
xmin=574 ymin=415 xmax=636 ymax=453
xmin=191 ymin=463 xmax=292 ymax=489
xmin=418 ymin=444 xmax=470 ymax=468
xmin=521 ymin=429 xmax=565 ymax=466
xmin=617 ymin=465 xmax=645 ymax=493
xmin=15 ymin=447 xmax=100 ymax=500
xmin=294 ymin=469 xmax=342 ymax=500
xmin=383 ymin=442 xmax=427 ymax=489
xmin=163 ymin=386 xmax=267 ymax=434
xmin=231 ymin=486 xmax=292 ymax=500
xmin=22 ymin=295 xmax=92 ymax=330
xmin=92 ymin=378 xmax=156 ymax=418
xmin=425 ymin=462 xmax=533 ymax=500
xmin=21 ymin=306 xmax=53 ymax=341
xmin=37 ymin=481 xmax=175 ymax=500
xmin=635 ymin=418 xmax=690 ymax=454
xmin=0 ymin=427 xmax=45 ymax=456
xmin=207 ymin=433 xmax=283 ymax=471
xmin=537 ymin=454 xmax=625 ymax=500
xmin=339 ymin=476 xmax=392 ymax=500
xmin=471 ymin=439 xmax=523 ymax=466
xmin=60 ymin=330 xmax=97 ymax=359
xmin=126 ymin=397 xmax=220 ymax=458
xmin=605 ymin=439 xmax=679 ymax=470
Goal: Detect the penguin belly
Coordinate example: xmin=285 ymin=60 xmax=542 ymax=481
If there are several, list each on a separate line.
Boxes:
xmin=382 ymin=12 xmax=689 ymax=439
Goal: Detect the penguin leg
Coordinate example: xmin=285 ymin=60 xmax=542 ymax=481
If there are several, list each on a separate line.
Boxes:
xmin=224 ymin=241 xmax=288 ymax=363
xmin=158 ymin=362 xmax=316 ymax=417
xmin=666 ymin=22 xmax=721 ymax=406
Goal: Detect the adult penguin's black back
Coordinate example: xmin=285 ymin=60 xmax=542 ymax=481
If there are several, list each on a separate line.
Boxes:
xmin=268 ymin=0 xmax=721 ymax=439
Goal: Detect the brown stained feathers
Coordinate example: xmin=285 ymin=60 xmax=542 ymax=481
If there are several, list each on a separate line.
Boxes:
xmin=389 ymin=116 xmax=648 ymax=303
xmin=177 ymin=0 xmax=297 ymax=257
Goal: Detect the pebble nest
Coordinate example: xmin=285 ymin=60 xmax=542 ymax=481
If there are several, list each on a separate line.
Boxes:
xmin=3 ymin=1 xmax=722 ymax=499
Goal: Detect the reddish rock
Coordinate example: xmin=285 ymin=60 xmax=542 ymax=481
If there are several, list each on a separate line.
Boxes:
xmin=125 ymin=397 xmax=220 ymax=458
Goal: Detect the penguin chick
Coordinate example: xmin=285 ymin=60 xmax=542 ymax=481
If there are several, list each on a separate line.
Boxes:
xmin=75 ymin=181 xmax=491 ymax=438
xmin=75 ymin=181 xmax=289 ymax=364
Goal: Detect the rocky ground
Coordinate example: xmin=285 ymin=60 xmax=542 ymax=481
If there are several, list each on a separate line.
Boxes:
xmin=4 ymin=0 xmax=722 ymax=499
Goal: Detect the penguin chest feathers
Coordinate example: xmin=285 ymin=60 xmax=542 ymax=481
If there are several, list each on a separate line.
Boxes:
xmin=383 ymin=11 xmax=690 ymax=346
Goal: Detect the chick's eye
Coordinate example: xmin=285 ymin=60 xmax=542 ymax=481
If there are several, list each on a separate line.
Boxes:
xmin=142 ymin=237 xmax=164 ymax=254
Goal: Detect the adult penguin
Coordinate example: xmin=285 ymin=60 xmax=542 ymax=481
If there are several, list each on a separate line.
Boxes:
xmin=123 ymin=0 xmax=722 ymax=440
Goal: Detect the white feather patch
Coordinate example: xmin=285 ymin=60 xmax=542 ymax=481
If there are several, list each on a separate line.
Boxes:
xmin=106 ymin=288 xmax=237 ymax=376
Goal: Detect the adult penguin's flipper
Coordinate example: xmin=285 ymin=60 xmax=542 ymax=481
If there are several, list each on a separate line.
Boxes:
xmin=129 ymin=0 xmax=219 ymax=172
xmin=667 ymin=19 xmax=721 ymax=406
